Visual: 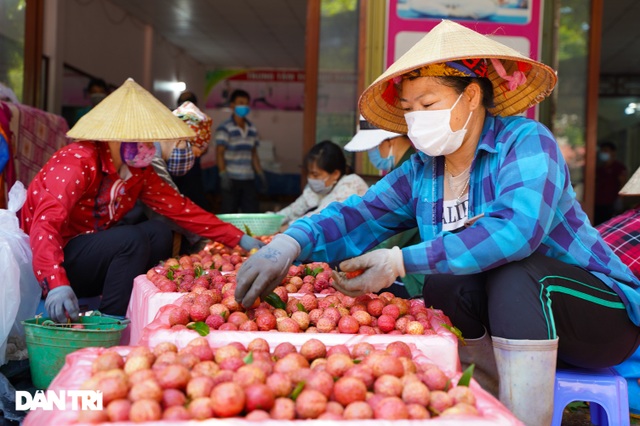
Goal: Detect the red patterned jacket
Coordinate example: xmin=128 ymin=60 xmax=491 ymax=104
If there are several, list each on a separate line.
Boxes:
xmin=21 ymin=141 xmax=243 ymax=294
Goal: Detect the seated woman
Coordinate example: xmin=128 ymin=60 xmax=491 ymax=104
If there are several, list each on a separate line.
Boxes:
xmin=277 ymin=140 xmax=368 ymax=227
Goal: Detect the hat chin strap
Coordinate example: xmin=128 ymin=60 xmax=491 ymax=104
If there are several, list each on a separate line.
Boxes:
xmin=490 ymin=58 xmax=526 ymax=91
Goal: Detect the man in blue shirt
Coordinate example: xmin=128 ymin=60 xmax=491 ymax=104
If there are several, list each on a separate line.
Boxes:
xmin=235 ymin=21 xmax=640 ymax=426
xmin=216 ymin=89 xmax=267 ymax=213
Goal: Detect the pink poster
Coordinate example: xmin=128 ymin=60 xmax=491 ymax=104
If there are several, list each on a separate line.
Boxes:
xmin=386 ymin=0 xmax=543 ymax=118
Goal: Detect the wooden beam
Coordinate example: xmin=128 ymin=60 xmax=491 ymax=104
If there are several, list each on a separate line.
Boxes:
xmin=302 ymin=0 xmax=321 ymax=188
xmin=23 ymin=0 xmax=45 ymax=108
xmin=583 ymin=0 xmax=603 ymax=220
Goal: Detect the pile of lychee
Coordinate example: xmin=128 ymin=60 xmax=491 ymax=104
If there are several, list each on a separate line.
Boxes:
xmin=146 ymin=245 xmax=336 ymax=295
xmin=77 ymin=337 xmax=479 ymax=423
xmin=165 ymin=288 xmax=449 ymax=336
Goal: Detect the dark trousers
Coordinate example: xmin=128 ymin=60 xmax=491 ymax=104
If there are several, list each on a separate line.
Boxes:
xmin=62 ymin=219 xmax=172 ymax=316
xmin=422 ymin=252 xmax=640 ymax=369
xmin=220 ymin=178 xmax=259 ymax=213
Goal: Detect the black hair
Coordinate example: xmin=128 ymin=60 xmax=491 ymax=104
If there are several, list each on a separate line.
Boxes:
xmin=230 ymin=89 xmax=250 ymax=103
xmin=599 ymin=141 xmax=617 ymax=151
xmin=87 ymin=78 xmax=107 ymax=93
xmin=436 ymin=77 xmax=494 ymax=110
xmin=304 ymin=140 xmax=347 ymax=176
xmin=399 ymin=71 xmax=494 ymax=110
xmin=177 ymin=91 xmax=198 ymax=107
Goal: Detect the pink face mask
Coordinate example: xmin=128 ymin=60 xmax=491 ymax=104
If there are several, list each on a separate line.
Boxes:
xmin=119 ymin=142 xmax=156 ymax=168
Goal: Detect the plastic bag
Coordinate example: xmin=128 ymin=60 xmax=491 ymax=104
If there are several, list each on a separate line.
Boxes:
xmin=0 ymin=181 xmax=40 ymax=365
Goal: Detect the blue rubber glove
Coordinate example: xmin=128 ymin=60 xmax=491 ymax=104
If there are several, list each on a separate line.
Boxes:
xmin=235 ymin=234 xmax=301 ymax=308
xmin=239 ymin=234 xmax=266 ymax=252
xmin=44 ymin=286 xmax=80 ymax=323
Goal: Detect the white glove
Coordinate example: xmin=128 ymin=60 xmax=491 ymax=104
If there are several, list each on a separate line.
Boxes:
xmin=44 ymin=285 xmax=80 ymax=323
xmin=331 ymin=247 xmax=406 ymax=297
xmin=235 ymin=234 xmax=301 ymax=308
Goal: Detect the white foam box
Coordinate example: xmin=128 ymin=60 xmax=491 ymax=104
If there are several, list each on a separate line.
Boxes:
xmin=24 ymin=337 xmax=523 ymax=425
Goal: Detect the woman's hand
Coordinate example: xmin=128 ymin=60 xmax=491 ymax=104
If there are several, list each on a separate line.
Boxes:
xmin=235 ymin=234 xmax=301 ymax=308
xmin=331 ymin=247 xmax=406 ymax=296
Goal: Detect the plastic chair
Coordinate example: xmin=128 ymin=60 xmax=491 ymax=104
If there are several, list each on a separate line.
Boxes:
xmin=552 ymin=367 xmax=630 ymax=426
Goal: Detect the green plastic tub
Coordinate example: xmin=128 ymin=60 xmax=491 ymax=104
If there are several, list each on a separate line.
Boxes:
xmin=216 ymin=213 xmax=284 ymax=236
xmin=22 ymin=315 xmax=128 ymax=389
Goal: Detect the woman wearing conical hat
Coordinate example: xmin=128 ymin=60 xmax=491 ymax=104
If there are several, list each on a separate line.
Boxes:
xmin=21 ymin=79 xmax=263 ymax=324
xmin=235 ymin=21 xmax=640 ymax=425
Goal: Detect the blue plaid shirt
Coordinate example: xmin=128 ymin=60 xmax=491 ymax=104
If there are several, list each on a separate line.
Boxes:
xmin=285 ymin=115 xmax=640 ymax=326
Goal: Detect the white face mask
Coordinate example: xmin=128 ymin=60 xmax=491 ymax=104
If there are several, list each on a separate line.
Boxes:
xmin=308 ymin=176 xmax=334 ymax=195
xmin=404 ymin=93 xmax=473 ymax=157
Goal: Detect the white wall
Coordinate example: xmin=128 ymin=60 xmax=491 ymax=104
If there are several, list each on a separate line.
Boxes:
xmin=43 ymin=0 xmax=205 ymax=113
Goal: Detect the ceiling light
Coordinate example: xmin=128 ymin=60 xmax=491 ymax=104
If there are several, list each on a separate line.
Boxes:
xmin=154 ymin=81 xmax=186 ymax=92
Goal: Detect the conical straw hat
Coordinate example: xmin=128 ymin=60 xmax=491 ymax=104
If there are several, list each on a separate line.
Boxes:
xmin=67 ymin=78 xmax=196 ymax=142
xmin=359 ymin=20 xmax=558 ymax=133
xmin=619 ymin=166 xmax=640 ymax=196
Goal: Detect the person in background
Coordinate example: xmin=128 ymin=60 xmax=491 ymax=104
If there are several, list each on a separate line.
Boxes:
xmin=0 ymin=81 xmax=19 ymax=103
xmin=235 ymin=21 xmax=640 ymax=426
xmin=171 ymin=91 xmax=211 ymax=211
xmin=22 ymin=79 xmax=263 ymax=324
xmin=598 ymin=164 xmax=640 ymax=278
xmin=216 ymin=89 xmax=267 ymax=213
xmin=344 ymin=116 xmax=414 ymax=175
xmin=595 ymin=141 xmax=628 ymax=225
xmin=72 ymin=78 xmax=109 ymax=126
xmin=597 ymin=167 xmax=640 ymax=419
xmin=276 ymin=140 xmax=368 ymax=228
xmin=147 ymin=101 xmax=213 ymax=252
xmin=344 ymin=118 xmax=421 ymax=298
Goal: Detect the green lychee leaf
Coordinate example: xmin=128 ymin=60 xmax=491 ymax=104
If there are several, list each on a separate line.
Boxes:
xmin=296 ymin=302 xmax=307 ymax=313
xmin=243 ymin=351 xmax=254 ymax=364
xmin=166 ymin=270 xmax=174 ymax=280
xmin=194 ymin=265 xmax=203 ymax=278
xmin=458 ymin=364 xmax=474 ymax=387
xmin=244 ymin=224 xmax=253 ymax=237
xmin=441 ymin=323 xmax=466 ymax=346
xmin=169 ymin=264 xmax=180 ymax=270
xmin=264 ymin=293 xmax=286 ymax=310
xmin=186 ymin=321 xmax=210 ymax=336
xmin=290 ymin=381 xmax=305 ymax=400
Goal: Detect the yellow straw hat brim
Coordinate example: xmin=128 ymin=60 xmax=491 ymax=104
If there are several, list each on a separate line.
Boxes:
xmin=620 ymin=166 xmax=640 ymax=196
xmin=359 ymin=20 xmax=558 ymax=134
xmin=67 ymin=78 xmax=196 ymax=142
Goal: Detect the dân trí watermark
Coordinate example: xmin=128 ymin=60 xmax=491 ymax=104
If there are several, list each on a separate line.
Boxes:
xmin=16 ymin=390 xmax=103 ymax=411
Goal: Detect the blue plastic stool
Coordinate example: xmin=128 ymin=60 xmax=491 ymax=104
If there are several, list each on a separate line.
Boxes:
xmin=552 ymin=367 xmax=630 ymax=426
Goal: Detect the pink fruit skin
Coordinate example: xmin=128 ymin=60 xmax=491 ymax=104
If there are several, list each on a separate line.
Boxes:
xmin=373 ymin=396 xmax=409 ymax=420
xmin=244 ymin=383 xmax=275 ymax=412
xmin=377 ymin=314 xmax=396 ymax=333
xmin=295 ymin=389 xmax=328 ymax=419
xmin=211 ymin=382 xmax=246 ymax=418
xmin=333 ymin=376 xmax=367 ymax=406
xmin=270 ymin=397 xmax=295 ymax=420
